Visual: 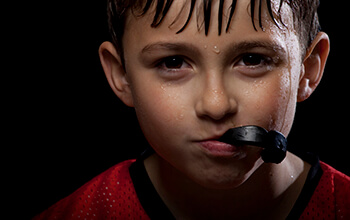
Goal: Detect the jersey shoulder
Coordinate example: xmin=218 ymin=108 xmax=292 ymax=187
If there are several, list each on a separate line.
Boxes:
xmin=33 ymin=159 xmax=150 ymax=220
xmin=299 ymin=162 xmax=350 ymax=219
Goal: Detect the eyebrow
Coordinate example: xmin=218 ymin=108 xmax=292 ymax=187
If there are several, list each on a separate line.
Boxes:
xmin=226 ymin=41 xmax=287 ymax=55
xmin=141 ymin=40 xmax=286 ymax=56
xmin=141 ymin=42 xmax=200 ymax=55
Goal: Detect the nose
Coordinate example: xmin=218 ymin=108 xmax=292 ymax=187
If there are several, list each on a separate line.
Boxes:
xmin=195 ymin=74 xmax=238 ymax=121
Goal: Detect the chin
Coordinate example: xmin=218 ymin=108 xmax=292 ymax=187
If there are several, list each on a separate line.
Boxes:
xmin=191 ymin=157 xmax=265 ymax=190
xmin=201 ymin=176 xmax=248 ymax=190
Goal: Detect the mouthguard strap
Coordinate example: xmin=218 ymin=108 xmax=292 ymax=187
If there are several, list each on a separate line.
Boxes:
xmin=219 ymin=126 xmax=287 ymax=164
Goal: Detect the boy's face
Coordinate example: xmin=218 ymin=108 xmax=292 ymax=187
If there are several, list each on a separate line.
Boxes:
xmin=101 ymin=0 xmax=328 ymax=189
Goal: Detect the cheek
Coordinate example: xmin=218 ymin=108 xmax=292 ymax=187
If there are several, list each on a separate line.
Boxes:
xmin=240 ymin=71 xmax=298 ymax=135
xmin=131 ymin=81 xmax=192 ymax=143
xmin=268 ymin=74 xmax=297 ymax=134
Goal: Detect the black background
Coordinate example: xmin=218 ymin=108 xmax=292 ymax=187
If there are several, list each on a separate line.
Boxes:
xmin=6 ymin=1 xmax=349 ymax=219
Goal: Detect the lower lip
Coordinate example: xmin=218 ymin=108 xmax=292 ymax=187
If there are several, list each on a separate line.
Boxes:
xmin=198 ymin=140 xmax=239 ymax=157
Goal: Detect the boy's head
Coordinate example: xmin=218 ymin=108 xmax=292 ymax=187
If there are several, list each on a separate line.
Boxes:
xmin=99 ymin=0 xmax=329 ymax=189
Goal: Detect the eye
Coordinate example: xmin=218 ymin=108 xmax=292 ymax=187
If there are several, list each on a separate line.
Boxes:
xmin=155 ymin=56 xmax=193 ymax=81
xmin=238 ymin=54 xmax=267 ymax=66
xmin=162 ymin=56 xmax=186 ymax=69
xmin=234 ymin=53 xmax=275 ymax=77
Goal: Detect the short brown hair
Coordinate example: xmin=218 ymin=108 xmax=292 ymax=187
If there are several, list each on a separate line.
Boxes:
xmin=107 ymin=0 xmax=321 ymax=59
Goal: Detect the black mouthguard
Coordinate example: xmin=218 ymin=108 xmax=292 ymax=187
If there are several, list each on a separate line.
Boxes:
xmin=219 ymin=126 xmax=287 ymax=164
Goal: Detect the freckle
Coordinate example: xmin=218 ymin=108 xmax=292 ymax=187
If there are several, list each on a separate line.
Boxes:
xmin=212 ymin=46 xmax=220 ymax=54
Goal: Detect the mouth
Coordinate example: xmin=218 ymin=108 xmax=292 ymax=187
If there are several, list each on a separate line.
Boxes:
xmin=197 ymin=125 xmax=288 ymax=163
xmin=197 ymin=139 xmax=241 ymax=158
xmin=218 ymin=125 xmax=288 ymax=163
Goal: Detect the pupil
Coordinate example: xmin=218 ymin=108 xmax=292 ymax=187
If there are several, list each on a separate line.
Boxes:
xmin=243 ymin=54 xmax=262 ymax=66
xmin=165 ymin=57 xmax=183 ymax=68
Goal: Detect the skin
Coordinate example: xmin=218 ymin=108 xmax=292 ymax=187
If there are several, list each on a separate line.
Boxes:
xmin=99 ymin=0 xmax=330 ymax=219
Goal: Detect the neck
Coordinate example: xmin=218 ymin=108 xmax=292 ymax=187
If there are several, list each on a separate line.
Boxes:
xmin=144 ymin=152 xmax=310 ymax=219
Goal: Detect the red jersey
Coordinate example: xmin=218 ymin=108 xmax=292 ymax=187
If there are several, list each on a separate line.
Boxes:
xmin=299 ymin=162 xmax=350 ymax=219
xmin=34 ymin=159 xmax=349 ymax=219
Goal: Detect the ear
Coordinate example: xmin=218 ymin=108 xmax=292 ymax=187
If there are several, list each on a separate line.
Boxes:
xmin=297 ymin=32 xmax=330 ymax=102
xmin=99 ymin=42 xmax=134 ymax=107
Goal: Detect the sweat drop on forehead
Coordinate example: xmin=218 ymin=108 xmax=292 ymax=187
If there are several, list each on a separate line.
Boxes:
xmin=219 ymin=125 xmax=288 ymax=164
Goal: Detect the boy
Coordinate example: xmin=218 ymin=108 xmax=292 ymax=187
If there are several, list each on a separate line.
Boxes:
xmin=35 ymin=0 xmax=349 ymax=219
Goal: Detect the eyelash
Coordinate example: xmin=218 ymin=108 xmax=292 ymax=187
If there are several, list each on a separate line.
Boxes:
xmin=237 ymin=53 xmax=272 ymax=67
xmin=153 ymin=56 xmax=192 ymax=81
xmin=157 ymin=56 xmax=190 ymax=71
xmin=234 ymin=53 xmax=276 ymax=76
